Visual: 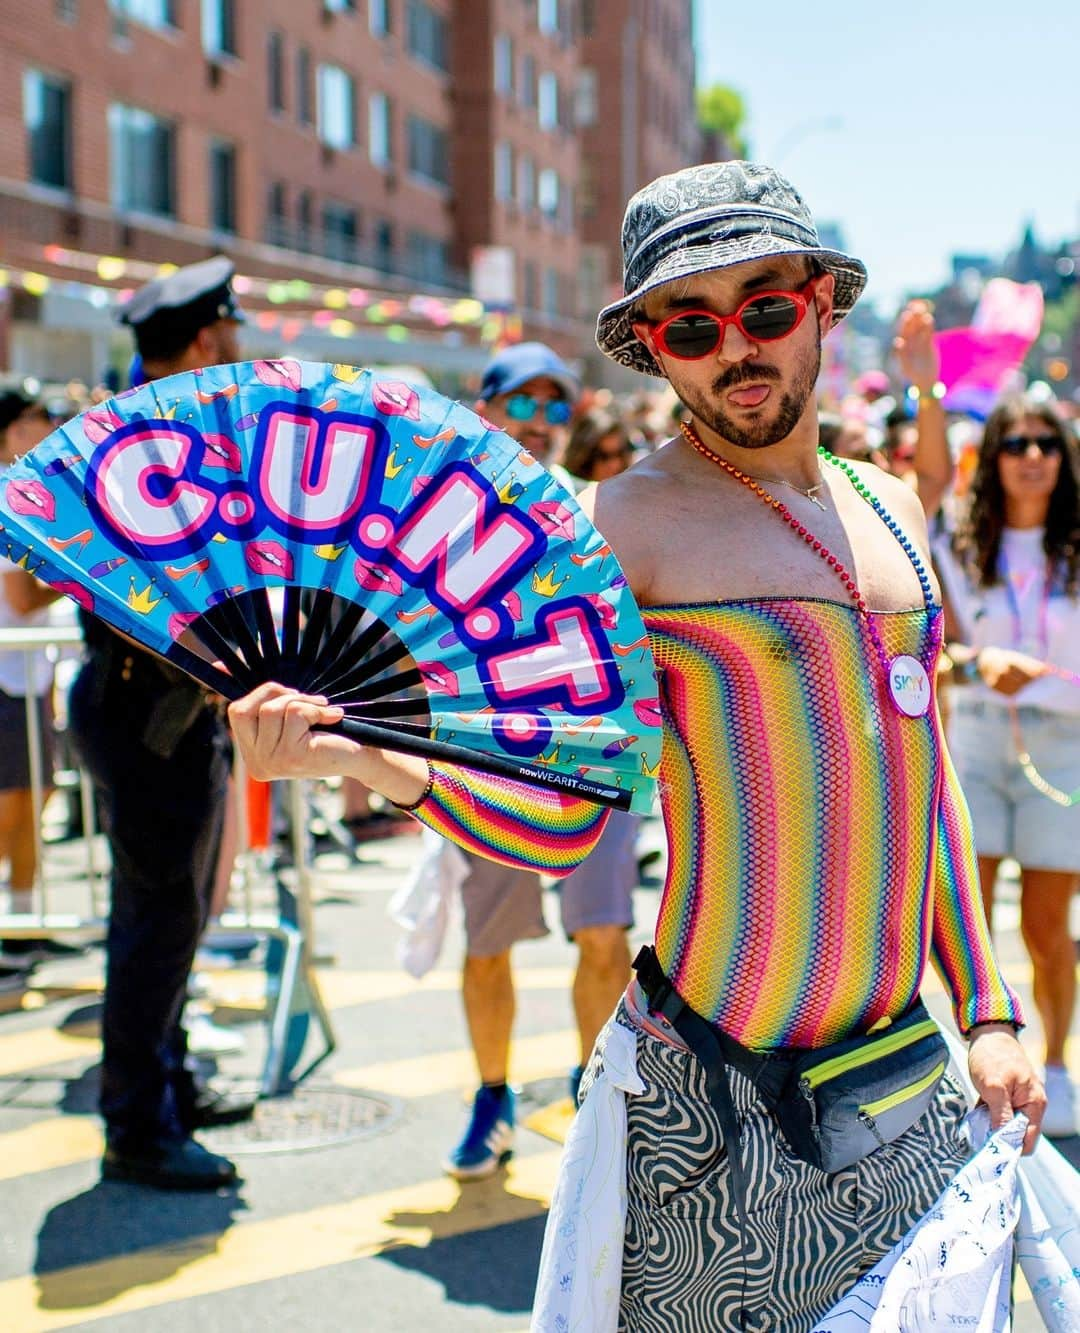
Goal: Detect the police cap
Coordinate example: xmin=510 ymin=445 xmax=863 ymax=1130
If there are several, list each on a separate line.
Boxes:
xmin=120 ymin=255 xmax=245 ymax=360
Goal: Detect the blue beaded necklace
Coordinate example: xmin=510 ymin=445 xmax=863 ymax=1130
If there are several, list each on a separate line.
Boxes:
xmin=820 ymin=448 xmax=940 ymax=716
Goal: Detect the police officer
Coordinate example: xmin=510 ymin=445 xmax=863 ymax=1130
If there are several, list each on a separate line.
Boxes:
xmin=68 ymin=257 xmax=253 ymax=1189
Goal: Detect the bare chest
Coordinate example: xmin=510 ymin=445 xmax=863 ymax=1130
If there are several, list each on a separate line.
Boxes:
xmin=640 ymin=483 xmax=938 ymax=612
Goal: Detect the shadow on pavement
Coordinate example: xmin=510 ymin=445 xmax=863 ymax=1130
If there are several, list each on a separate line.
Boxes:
xmin=378 ymin=1175 xmax=547 ymax=1314
xmin=33 ymin=1180 xmax=246 ymax=1311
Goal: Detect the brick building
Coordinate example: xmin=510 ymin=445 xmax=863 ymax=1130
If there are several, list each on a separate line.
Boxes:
xmin=578 ymin=0 xmax=701 ymax=379
xmin=0 ymin=0 xmax=701 ymax=387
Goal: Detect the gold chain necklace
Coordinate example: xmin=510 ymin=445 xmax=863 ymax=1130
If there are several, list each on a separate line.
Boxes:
xmin=741 ymin=471 xmax=828 ymax=509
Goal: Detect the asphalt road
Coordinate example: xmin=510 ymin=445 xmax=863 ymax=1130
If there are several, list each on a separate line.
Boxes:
xmin=0 ymin=813 xmax=1075 ymax=1332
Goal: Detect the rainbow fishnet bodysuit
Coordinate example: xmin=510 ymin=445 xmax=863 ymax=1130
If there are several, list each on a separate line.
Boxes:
xmin=412 ymin=597 xmax=1022 ymax=1049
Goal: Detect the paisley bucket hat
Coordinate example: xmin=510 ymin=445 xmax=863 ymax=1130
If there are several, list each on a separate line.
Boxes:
xmin=596 ymin=161 xmax=868 ymax=375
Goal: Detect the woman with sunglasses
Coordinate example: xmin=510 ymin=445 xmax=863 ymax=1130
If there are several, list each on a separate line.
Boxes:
xmin=936 ymin=394 xmax=1080 ymax=1137
xmin=561 ymin=408 xmax=637 ymax=486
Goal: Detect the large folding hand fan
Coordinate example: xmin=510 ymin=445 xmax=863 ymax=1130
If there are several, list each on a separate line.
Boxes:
xmin=0 ymin=361 xmax=661 ymax=812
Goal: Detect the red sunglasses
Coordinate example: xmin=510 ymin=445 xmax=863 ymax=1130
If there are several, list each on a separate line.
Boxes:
xmin=638 ymin=278 xmax=819 ymax=361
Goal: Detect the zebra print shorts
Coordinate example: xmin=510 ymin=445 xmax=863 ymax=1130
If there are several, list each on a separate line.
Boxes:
xmin=589 ymin=1004 xmax=970 ymax=1332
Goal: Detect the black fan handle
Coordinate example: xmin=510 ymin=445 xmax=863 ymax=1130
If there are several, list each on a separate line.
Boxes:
xmin=323 ymin=716 xmax=633 ymax=812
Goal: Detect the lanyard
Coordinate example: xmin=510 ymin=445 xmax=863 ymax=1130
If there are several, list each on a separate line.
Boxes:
xmin=997 ymin=548 xmax=1049 ymax=660
xmin=996 ymin=549 xmax=1080 ymax=805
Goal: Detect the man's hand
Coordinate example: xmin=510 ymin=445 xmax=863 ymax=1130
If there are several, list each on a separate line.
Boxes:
xmin=893 ymin=299 xmax=940 ymax=391
xmin=968 ymin=1024 xmax=1045 ymax=1154
xmin=227 ymin=682 xmax=430 ymax=805
xmin=227 ymin=682 xmax=349 ymax=780
xmin=975 ymin=645 xmax=1048 ymax=696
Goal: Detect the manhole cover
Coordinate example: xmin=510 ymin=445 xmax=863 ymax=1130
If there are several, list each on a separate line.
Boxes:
xmin=201 ymin=1084 xmax=401 ymax=1156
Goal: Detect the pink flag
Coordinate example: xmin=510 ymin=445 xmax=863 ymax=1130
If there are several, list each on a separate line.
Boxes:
xmin=934 ymin=328 xmax=1033 ymax=391
xmin=972 ymin=278 xmax=1044 ymax=342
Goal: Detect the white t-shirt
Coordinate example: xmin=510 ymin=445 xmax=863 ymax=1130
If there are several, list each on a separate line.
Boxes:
xmin=0 ymin=555 xmax=55 ymax=697
xmin=934 ymin=525 xmax=1080 ymax=716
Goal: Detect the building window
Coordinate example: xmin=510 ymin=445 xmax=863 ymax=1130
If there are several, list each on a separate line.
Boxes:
xmin=265 ymin=181 xmax=287 ymax=245
xmin=23 ymin=71 xmax=72 ymax=190
xmin=523 ymin=260 xmax=537 ymax=311
xmin=517 ymin=154 xmax=535 ymax=211
xmin=538 ymin=0 xmax=558 ymax=35
xmin=208 ymin=138 xmax=237 ymax=232
xmin=297 ymin=47 xmax=313 ymax=125
xmin=109 ymin=0 xmax=176 ymax=29
xmin=323 ymin=0 xmax=356 ymax=11
xmin=538 ymin=72 xmax=560 ymax=130
xmin=368 ymin=92 xmax=392 ymax=167
xmin=407 ymin=230 xmax=449 ymax=284
xmin=494 ymin=34 xmax=513 ymax=96
xmin=369 ymin=0 xmax=390 ymax=36
xmin=543 ymin=266 xmax=559 ymax=317
xmin=108 ymin=103 xmax=175 ymax=217
xmin=297 ymin=190 xmax=313 ymax=251
xmin=374 ymin=220 xmax=394 ymax=268
xmin=575 ymin=67 xmax=597 ymax=126
xmin=580 ymin=0 xmax=594 ymax=36
xmin=55 ymin=0 xmax=78 ymax=22
xmin=407 ymin=115 xmax=448 ymax=187
xmin=538 ymin=167 xmax=559 ymax=221
xmin=201 ymin=0 xmax=237 ymax=56
xmin=268 ymin=32 xmax=285 ymax=112
xmin=520 ymin=53 xmax=537 ymax=109
xmin=494 ymin=141 xmax=513 ymax=202
xmin=316 ymin=64 xmax=356 ymax=149
xmin=322 ymin=202 xmax=358 ymax=263
xmin=406 ymin=0 xmax=448 ymax=73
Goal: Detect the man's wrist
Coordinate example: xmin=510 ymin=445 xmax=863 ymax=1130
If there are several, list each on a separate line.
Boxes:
xmin=967 ymin=1020 xmax=1022 ymax=1041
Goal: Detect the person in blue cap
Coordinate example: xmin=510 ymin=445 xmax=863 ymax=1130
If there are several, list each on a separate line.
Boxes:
xmin=67 ymin=256 xmax=253 ymax=1190
xmin=433 ymin=342 xmax=640 ymax=1181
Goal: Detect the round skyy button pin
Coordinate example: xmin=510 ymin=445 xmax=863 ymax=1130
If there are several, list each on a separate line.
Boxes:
xmin=888 ymin=655 xmax=931 ymax=717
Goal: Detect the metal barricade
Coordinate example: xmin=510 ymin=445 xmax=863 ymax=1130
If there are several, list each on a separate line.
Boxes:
xmin=0 ymin=624 xmax=335 ymax=1095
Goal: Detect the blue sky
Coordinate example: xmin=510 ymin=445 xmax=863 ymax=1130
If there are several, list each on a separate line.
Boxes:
xmin=693 ymin=0 xmax=1080 ymax=314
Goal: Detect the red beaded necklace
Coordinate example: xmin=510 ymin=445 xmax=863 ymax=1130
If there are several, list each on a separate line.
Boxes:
xmin=679 ymin=418 xmax=939 ymax=718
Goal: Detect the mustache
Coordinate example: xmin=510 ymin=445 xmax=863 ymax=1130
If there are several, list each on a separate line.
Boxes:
xmin=713 ymin=363 xmax=782 ymax=393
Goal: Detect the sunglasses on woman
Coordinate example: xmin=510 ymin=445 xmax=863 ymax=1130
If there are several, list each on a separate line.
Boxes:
xmin=505 ymin=394 xmax=573 ymax=425
xmin=638 ymin=277 xmax=819 ymax=361
xmin=999 ymin=434 xmax=1063 ymax=457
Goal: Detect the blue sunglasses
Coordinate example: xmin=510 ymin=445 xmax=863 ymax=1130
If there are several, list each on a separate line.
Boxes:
xmin=505 ymin=393 xmax=572 ymax=425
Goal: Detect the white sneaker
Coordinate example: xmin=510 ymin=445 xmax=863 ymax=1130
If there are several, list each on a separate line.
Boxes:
xmin=185 ymin=1012 xmax=245 ymax=1056
xmin=1042 ymin=1064 xmax=1078 ymax=1138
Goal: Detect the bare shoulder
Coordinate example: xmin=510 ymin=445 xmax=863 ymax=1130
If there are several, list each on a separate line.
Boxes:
xmin=842 ymin=458 xmax=930 ymax=545
xmin=581 ymin=447 xmax=681 ymax=603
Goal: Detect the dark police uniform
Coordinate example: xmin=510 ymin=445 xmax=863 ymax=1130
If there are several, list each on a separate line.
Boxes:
xmin=66 ymin=258 xmax=247 ymax=1187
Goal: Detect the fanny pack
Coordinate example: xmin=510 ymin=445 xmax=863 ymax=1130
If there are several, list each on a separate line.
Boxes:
xmin=771 ymin=1001 xmax=948 ymax=1173
xmin=633 ymin=947 xmax=947 ymax=1179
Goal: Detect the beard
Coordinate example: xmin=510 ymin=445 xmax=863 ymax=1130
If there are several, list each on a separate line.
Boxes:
xmin=676 ymin=337 xmax=822 ymax=451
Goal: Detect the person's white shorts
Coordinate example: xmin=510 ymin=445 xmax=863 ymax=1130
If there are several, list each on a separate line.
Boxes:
xmin=948 ymin=697 xmax=1080 ymax=871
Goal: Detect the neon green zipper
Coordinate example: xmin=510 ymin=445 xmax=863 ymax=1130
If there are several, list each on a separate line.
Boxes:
xmin=801 ymin=1019 xmax=939 ymax=1090
xmin=859 ymin=1061 xmax=946 ymax=1118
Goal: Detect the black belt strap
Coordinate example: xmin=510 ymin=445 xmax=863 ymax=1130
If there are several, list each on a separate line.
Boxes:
xmin=633 ymin=945 xmax=754 ymax=1237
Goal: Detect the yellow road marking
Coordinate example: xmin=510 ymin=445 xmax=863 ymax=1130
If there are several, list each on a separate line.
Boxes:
xmin=334 ymin=1028 xmax=579 ymax=1098
xmin=0 ymin=1028 xmax=578 ymax=1183
xmin=522 ymin=1098 xmax=576 ymax=1146
xmin=0 ymin=1027 xmax=98 ymax=1078
xmin=0 ymin=1117 xmax=102 ymax=1183
xmin=0 ymin=1149 xmax=562 ymax=1330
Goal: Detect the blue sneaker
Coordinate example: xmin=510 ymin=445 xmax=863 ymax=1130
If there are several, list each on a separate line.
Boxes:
xmin=443 ymin=1084 xmax=515 ymax=1180
xmin=569 ymin=1065 xmax=584 ymax=1106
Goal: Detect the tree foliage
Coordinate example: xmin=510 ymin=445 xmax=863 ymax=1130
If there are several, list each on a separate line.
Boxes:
xmin=696 ymin=84 xmax=749 ymax=157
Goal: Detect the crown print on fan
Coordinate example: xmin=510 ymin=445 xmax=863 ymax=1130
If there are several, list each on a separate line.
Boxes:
xmin=0 ymin=360 xmax=661 ymax=811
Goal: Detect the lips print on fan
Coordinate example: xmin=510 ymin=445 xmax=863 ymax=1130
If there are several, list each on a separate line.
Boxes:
xmin=0 ymin=361 xmax=661 ymax=812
